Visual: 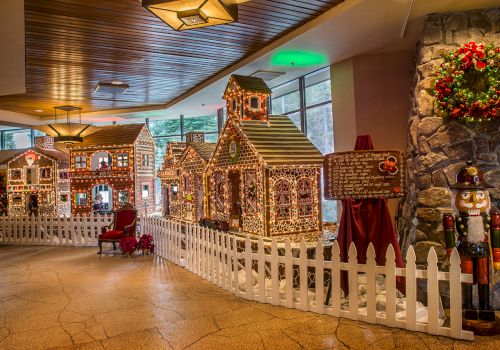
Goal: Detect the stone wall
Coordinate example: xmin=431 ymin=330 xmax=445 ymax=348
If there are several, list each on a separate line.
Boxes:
xmin=399 ymin=8 xmax=500 ymax=269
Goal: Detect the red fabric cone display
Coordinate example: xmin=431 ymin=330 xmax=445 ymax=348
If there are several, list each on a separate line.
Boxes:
xmin=337 ymin=135 xmax=405 ymax=294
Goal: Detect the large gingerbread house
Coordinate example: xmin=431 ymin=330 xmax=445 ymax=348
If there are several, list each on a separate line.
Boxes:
xmin=67 ymin=124 xmax=155 ymax=215
xmin=0 ymin=137 xmax=70 ymax=216
xmin=205 ymin=75 xmax=324 ymax=236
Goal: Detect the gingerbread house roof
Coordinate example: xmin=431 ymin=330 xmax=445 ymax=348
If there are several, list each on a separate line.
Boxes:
xmin=0 ymin=147 xmax=69 ymax=167
xmin=228 ymin=75 xmax=272 ymax=94
xmin=67 ymin=124 xmax=146 ymax=149
xmin=240 ymin=115 xmax=324 ymax=165
xmin=188 ymin=142 xmax=217 ymax=161
xmin=0 ymin=149 xmax=27 ymax=165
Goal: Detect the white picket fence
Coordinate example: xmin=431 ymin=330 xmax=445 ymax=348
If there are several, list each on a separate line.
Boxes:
xmin=0 ymin=214 xmax=112 ymax=246
xmin=143 ymin=216 xmax=475 ymax=340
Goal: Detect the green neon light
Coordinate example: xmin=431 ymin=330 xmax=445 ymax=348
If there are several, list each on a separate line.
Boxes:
xmin=270 ymin=50 xmax=328 ymax=67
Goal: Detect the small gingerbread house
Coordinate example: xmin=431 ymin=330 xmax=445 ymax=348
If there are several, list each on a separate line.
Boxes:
xmin=206 ymin=75 xmax=324 ymax=236
xmin=1 ymin=137 xmax=70 ymax=216
xmin=67 ymin=124 xmax=155 ymax=215
xmin=172 ymin=133 xmax=215 ymax=223
xmin=158 ymin=141 xmax=186 ymax=217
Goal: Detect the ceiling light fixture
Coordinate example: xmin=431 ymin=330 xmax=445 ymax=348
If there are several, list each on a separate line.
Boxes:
xmin=33 ymin=106 xmax=99 ymax=144
xmin=94 ymin=81 xmax=129 ymax=95
xmin=142 ymin=0 xmax=238 ymax=31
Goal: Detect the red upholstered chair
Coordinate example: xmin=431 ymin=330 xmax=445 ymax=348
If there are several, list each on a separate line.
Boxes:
xmin=98 ymin=204 xmax=137 ymax=254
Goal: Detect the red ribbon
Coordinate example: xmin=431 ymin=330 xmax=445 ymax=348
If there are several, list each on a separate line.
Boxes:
xmin=458 ymin=42 xmax=487 ymax=70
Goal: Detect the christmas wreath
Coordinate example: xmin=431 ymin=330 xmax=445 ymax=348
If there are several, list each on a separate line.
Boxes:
xmin=434 ymin=42 xmax=500 ymax=122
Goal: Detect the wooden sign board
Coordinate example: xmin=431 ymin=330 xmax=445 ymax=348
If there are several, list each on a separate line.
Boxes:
xmin=323 ymin=150 xmax=405 ymax=200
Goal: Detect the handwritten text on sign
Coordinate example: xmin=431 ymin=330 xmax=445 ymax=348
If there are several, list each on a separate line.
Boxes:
xmin=323 ymin=150 xmax=405 ymax=200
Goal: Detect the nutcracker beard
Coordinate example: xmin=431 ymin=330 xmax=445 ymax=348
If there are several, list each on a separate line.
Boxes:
xmin=467 ymin=215 xmax=487 ymax=243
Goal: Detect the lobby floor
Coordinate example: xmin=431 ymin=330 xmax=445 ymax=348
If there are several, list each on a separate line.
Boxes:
xmin=1 ymin=246 xmax=500 ymax=350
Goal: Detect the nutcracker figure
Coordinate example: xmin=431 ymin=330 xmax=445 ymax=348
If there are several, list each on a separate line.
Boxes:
xmin=443 ymin=160 xmax=500 ymax=333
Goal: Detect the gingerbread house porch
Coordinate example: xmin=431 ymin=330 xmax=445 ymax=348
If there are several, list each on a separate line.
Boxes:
xmin=205 ymin=75 xmax=324 ymax=236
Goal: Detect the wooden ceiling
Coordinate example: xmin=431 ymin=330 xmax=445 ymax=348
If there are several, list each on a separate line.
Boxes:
xmin=0 ymin=0 xmax=344 ymax=118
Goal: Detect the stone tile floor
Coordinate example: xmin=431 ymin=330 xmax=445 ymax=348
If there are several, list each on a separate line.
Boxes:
xmin=1 ymin=246 xmax=500 ymax=350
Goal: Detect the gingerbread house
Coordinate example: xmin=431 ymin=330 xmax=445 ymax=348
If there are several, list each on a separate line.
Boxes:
xmin=0 ymin=136 xmax=70 ymax=216
xmin=171 ymin=133 xmax=215 ymax=223
xmin=205 ymin=75 xmax=324 ymax=236
xmin=67 ymin=124 xmax=155 ymax=215
xmin=158 ymin=141 xmax=186 ymax=217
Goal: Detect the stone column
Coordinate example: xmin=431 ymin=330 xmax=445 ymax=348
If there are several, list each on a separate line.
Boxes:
xmin=399 ymin=8 xmax=500 ymax=269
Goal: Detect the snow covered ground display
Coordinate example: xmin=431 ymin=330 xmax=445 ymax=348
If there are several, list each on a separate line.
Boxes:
xmin=237 ymin=270 xmax=445 ymax=326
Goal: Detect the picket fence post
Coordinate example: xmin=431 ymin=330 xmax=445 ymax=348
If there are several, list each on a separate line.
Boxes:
xmin=331 ymin=241 xmax=341 ymax=317
xmin=366 ymin=243 xmax=377 ymax=324
xmin=284 ymin=238 xmax=293 ymax=308
xmin=405 ymin=246 xmax=417 ymax=331
xmin=299 ymin=239 xmax=308 ymax=311
xmin=427 ymin=247 xmax=439 ymax=335
xmin=347 ymin=243 xmax=358 ymax=320
xmin=245 ymin=235 xmax=253 ymax=300
xmin=385 ymin=244 xmax=397 ymax=327
xmin=315 ymin=240 xmax=324 ymax=314
xmin=257 ymin=237 xmax=265 ymax=303
xmin=449 ymin=248 xmax=462 ymax=339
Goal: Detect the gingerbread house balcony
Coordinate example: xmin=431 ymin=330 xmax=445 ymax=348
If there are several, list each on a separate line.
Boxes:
xmin=70 ymin=169 xmax=133 ymax=180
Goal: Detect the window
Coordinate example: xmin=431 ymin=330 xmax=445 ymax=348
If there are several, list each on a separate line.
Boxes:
xmin=271 ymin=79 xmax=300 ymax=115
xmin=98 ymin=156 xmax=110 ymax=169
xmin=184 ymin=115 xmax=218 ymax=134
xmin=271 ymin=67 xmax=336 ymax=222
xmin=117 ymin=153 xmax=129 ymax=167
xmin=142 ymin=154 xmax=151 ymax=167
xmin=249 ymin=96 xmax=260 ymax=110
xmin=274 ymin=180 xmax=291 ymax=221
xmin=40 ymin=168 xmax=51 ymax=179
xmin=118 ymin=191 xmax=130 ymax=204
xmin=75 ymin=155 xmax=87 ymax=169
xmin=306 ymin=104 xmax=334 ymax=155
xmin=297 ymin=178 xmax=314 ymax=217
xmin=75 ymin=192 xmax=88 ymax=206
xmin=10 ymin=169 xmax=22 ymax=180
xmin=3 ymin=129 xmax=31 ymax=149
xmin=142 ymin=184 xmax=150 ymax=199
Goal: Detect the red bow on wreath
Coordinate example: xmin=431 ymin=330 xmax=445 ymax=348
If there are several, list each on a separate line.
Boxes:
xmin=458 ymin=42 xmax=486 ymax=70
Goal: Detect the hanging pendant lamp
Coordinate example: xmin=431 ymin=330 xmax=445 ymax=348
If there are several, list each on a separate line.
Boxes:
xmin=34 ymin=106 xmax=99 ymax=144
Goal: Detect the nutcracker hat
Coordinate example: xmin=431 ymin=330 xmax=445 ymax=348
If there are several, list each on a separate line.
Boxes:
xmin=449 ymin=159 xmax=494 ymax=190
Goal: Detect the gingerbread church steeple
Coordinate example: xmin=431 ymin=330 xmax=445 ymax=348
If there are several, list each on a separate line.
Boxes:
xmin=223 ymin=75 xmax=271 ymax=122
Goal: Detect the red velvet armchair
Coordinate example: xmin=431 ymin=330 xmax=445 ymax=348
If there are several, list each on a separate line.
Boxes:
xmin=98 ymin=204 xmax=137 ymax=254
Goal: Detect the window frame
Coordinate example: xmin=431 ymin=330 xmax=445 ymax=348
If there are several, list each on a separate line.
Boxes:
xmin=116 ymin=152 xmax=129 ymax=167
xmin=75 ymin=155 xmax=87 ymax=170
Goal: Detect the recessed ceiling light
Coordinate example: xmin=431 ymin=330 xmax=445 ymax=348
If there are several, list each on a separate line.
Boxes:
xmin=34 ymin=109 xmax=44 ymax=112
xmin=250 ymin=70 xmax=286 ymax=81
xmin=94 ymin=81 xmax=129 ymax=94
